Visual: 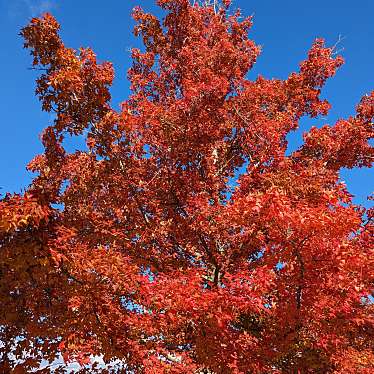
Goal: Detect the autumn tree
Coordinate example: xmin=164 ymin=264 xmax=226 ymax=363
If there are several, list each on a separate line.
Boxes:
xmin=1 ymin=0 xmax=373 ymax=372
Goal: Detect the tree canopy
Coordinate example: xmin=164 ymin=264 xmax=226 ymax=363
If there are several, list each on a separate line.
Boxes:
xmin=0 ymin=0 xmax=373 ymax=372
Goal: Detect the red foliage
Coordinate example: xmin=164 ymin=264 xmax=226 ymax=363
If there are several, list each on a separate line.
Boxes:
xmin=1 ymin=1 xmax=373 ymax=372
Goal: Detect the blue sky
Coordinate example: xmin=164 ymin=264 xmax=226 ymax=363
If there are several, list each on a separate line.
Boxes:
xmin=0 ymin=0 xmax=372 ymax=206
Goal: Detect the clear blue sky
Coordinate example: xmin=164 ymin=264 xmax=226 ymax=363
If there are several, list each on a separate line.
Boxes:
xmin=0 ymin=0 xmax=372 ymax=206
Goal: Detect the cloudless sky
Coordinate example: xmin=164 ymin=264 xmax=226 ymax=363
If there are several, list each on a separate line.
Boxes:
xmin=0 ymin=0 xmax=372 ymax=207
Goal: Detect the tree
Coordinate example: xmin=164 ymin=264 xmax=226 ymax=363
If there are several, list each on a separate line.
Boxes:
xmin=0 ymin=0 xmax=373 ymax=372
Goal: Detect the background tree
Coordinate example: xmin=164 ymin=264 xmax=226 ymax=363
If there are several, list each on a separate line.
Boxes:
xmin=0 ymin=0 xmax=373 ymax=372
